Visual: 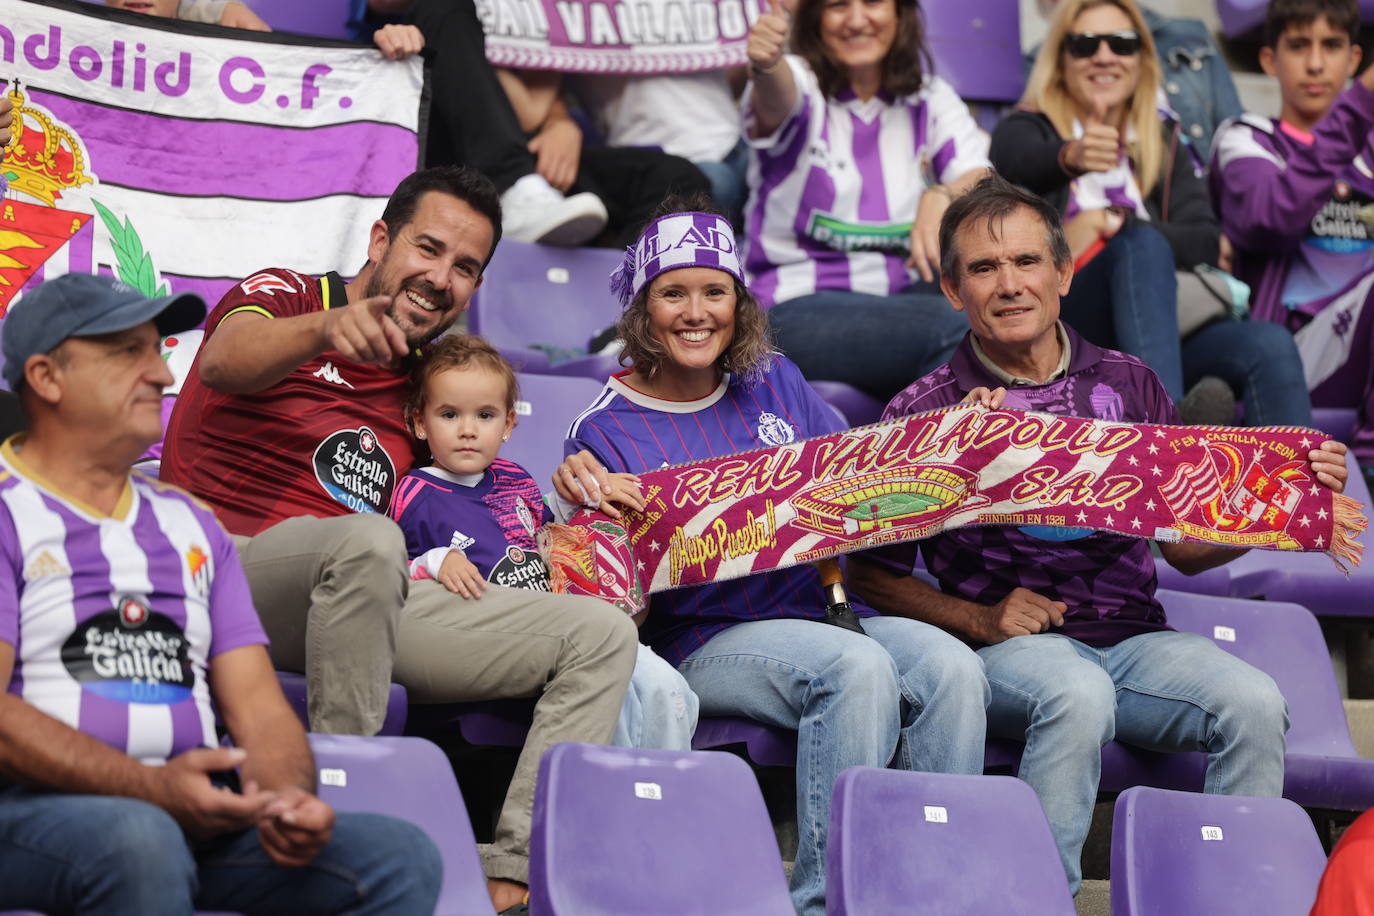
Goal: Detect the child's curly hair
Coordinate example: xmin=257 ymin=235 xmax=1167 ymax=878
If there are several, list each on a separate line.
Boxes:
xmin=404 ymin=334 xmax=518 ymax=434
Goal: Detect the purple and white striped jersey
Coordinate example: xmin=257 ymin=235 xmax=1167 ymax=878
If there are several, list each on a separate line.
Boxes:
xmin=0 ymin=438 xmax=267 ymax=764
xmin=565 ymin=358 xmax=877 ymax=667
xmin=742 ymin=57 xmax=990 ymax=308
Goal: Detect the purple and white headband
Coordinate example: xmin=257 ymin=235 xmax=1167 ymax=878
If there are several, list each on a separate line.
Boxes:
xmin=609 ymin=211 xmax=745 ymax=307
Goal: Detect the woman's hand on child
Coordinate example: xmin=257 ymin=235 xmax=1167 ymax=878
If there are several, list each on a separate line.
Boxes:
xmin=438 ymin=550 xmax=487 ymax=599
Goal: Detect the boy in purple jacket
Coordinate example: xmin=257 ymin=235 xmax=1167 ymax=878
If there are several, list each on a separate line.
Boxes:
xmin=1209 ymin=0 xmax=1374 ymax=487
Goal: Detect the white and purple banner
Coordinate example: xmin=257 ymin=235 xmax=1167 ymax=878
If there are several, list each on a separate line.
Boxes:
xmin=476 ymin=0 xmax=768 ymax=73
xmin=0 ymin=0 xmax=423 ymax=330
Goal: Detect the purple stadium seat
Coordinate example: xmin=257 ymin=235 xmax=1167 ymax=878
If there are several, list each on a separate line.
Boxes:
xmin=241 ymin=0 xmax=353 ymax=39
xmin=1224 ymin=450 xmax=1374 ymax=616
xmin=807 ymin=380 xmax=885 ymax=427
xmin=1161 ymin=589 xmax=1374 ymax=811
xmin=529 ymin=743 xmax=794 ymax=915
xmin=1152 ymin=555 xmax=1232 ymax=596
xmin=1312 ymin=407 xmax=1357 ymax=444
xmin=508 ymin=373 xmax=613 ymax=488
xmin=1111 ymin=786 xmax=1326 ymax=916
xmin=274 ymin=671 xmax=408 ymax=736
xmin=693 ymin=716 xmax=798 ymax=767
xmin=924 ymin=0 xmax=1024 ymax=101
xmin=828 ymin=768 xmax=1075 ymax=915
xmin=406 ymin=697 xmax=538 ymax=748
xmin=468 ymin=240 xmax=627 ymax=381
xmin=1217 ymin=0 xmax=1374 ymax=39
xmin=308 ymin=734 xmax=495 ymax=915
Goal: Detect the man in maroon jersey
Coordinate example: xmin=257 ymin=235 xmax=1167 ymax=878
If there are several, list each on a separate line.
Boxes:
xmin=162 ymin=166 xmax=637 ymax=913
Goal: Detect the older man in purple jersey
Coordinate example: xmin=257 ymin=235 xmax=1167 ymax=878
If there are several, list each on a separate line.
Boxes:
xmin=849 ymin=174 xmax=1351 ymax=896
xmin=0 ymin=274 xmax=439 ymax=915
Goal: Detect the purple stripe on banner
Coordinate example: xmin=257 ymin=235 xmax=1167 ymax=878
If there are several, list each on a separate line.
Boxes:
xmin=851 ymin=111 xmax=889 ymax=222
xmin=159 ymin=275 xmax=248 ymax=312
xmin=28 ymin=263 xmax=43 ymax=289
xmin=932 ymin=137 xmax=958 ymax=182
xmin=32 ymin=91 xmax=415 ymax=202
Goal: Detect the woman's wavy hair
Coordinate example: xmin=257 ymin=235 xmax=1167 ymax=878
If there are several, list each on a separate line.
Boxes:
xmin=617 ymin=194 xmax=774 ymax=387
xmin=791 ymin=0 xmax=933 ymax=98
xmin=1022 ymin=0 xmax=1164 ymax=196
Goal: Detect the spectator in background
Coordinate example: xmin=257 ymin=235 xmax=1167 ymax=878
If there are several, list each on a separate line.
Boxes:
xmin=743 ymin=0 xmax=989 ymax=403
xmin=1210 ymin=0 xmax=1374 ymax=489
xmin=347 ymin=0 xmax=613 ymax=246
xmin=1028 ymin=0 xmax=1244 ymax=164
xmin=996 ymin=0 xmax=1312 ymax=428
xmin=493 ymin=67 xmax=712 ymax=248
xmin=571 ymin=69 xmax=750 ymax=226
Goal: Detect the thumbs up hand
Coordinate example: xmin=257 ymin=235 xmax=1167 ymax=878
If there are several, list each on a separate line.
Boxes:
xmin=1068 ymin=97 xmax=1121 ymax=173
xmin=748 ymin=0 xmax=790 ymax=75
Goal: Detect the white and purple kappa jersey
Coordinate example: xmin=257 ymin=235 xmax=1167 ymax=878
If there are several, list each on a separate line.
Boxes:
xmin=742 ymin=57 xmax=991 ymax=307
xmin=565 ymin=357 xmax=877 ymax=666
xmin=0 ymin=439 xmax=267 ymax=764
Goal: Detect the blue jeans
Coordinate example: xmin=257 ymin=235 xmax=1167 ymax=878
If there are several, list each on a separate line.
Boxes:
xmin=613 ymin=641 xmax=700 ymax=750
xmin=1182 ymin=319 xmax=1313 ymax=428
xmin=769 ymin=285 xmax=970 ymax=403
xmin=979 ymin=630 xmax=1288 ymax=894
xmin=1061 ymin=223 xmax=1184 ymax=401
xmin=679 ymin=616 xmax=988 ymax=916
xmin=0 ymin=791 xmax=442 ymax=915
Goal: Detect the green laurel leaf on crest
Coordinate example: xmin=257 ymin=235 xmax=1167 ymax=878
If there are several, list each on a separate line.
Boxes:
xmin=91 ymin=199 xmax=164 ymax=298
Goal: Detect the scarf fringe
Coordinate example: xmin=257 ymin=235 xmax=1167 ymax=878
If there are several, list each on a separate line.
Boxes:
xmin=1328 ymin=493 xmax=1369 ymax=574
xmin=540 ymin=523 xmax=597 ymax=592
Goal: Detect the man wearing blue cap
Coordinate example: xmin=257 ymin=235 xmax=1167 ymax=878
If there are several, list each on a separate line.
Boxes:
xmin=0 ymin=273 xmax=441 ymax=915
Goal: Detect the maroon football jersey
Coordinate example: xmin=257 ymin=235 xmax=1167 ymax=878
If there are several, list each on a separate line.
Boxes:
xmin=163 ymin=269 xmax=422 ymax=536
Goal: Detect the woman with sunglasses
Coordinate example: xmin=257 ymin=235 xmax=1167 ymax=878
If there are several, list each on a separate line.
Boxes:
xmin=741 ymin=0 xmax=991 ymax=403
xmin=992 ymin=0 xmax=1312 ymax=429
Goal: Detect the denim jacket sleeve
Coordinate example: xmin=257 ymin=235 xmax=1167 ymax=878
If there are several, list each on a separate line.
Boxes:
xmin=1147 ymin=10 xmax=1243 ymax=165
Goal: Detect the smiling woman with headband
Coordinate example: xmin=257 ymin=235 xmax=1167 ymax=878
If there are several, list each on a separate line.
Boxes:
xmin=554 ymin=193 xmax=989 ymax=916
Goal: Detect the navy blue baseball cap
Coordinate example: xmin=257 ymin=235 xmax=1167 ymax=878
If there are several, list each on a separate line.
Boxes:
xmin=2 ymin=274 xmax=205 ymax=390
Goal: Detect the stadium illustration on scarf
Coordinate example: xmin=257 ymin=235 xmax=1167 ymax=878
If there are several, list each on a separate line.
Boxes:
xmin=545 ymin=405 xmax=1367 ymax=614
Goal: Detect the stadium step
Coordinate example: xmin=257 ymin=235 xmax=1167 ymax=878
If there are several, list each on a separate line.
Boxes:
xmin=1345 ymin=699 xmax=1374 ymax=759
xmin=1075 ymin=880 xmax=1111 ymax=916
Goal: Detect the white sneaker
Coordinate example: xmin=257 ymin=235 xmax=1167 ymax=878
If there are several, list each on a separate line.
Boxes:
xmin=500 ymin=174 xmax=608 ymax=246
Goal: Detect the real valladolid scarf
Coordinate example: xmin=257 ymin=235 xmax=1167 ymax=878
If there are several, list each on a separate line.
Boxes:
xmin=544 ymin=405 xmax=1367 ymax=614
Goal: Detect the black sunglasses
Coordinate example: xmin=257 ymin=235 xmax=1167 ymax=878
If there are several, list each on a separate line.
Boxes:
xmin=1063 ymin=30 xmax=1142 ymax=59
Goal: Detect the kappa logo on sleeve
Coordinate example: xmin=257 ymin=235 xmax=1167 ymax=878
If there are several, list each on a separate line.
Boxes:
xmin=240 ymin=272 xmax=299 ymax=296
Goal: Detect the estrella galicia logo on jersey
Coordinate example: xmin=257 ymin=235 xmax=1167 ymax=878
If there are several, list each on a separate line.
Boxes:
xmin=63 ymin=600 xmax=194 ymax=704
xmin=756 ymin=412 xmax=796 ymax=447
xmin=489 ymin=545 xmax=551 ymax=591
xmin=312 ymin=426 xmax=396 ymax=515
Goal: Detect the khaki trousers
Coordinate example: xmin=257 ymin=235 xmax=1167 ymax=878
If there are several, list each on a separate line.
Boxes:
xmin=235 ymin=514 xmax=638 ymax=882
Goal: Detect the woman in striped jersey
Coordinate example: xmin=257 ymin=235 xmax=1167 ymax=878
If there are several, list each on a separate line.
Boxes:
xmin=740 ymin=0 xmax=992 ymax=402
